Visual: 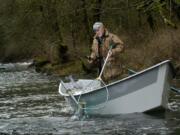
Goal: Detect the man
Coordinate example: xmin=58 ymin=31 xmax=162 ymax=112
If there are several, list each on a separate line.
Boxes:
xmin=88 ymin=22 xmax=124 ymax=81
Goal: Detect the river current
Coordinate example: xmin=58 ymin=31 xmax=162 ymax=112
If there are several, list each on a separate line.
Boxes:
xmin=0 ymin=63 xmax=179 ymax=135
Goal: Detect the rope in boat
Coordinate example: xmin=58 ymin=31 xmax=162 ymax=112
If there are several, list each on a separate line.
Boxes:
xmin=60 ymin=79 xmax=110 ymax=116
xmin=76 ymin=78 xmax=110 ymax=111
xmin=62 ymin=47 xmax=114 ymax=117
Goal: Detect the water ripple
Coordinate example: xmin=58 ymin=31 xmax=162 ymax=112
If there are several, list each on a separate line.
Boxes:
xmin=0 ymin=63 xmax=179 ymax=135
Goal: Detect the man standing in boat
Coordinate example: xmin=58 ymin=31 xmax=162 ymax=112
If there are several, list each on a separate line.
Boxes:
xmin=88 ymin=22 xmax=124 ymax=81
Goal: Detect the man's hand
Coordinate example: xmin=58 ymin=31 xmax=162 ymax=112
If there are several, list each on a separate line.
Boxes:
xmin=86 ymin=56 xmax=93 ymax=63
xmin=109 ymin=50 xmax=113 ymax=57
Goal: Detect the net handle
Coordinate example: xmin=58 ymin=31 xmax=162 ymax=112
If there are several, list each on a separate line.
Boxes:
xmin=97 ymin=47 xmax=112 ymax=80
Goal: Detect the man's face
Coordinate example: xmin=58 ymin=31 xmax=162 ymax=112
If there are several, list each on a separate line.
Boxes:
xmin=94 ymin=26 xmax=104 ymax=38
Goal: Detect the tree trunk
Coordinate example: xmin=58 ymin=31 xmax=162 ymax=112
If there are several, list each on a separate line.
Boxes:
xmin=70 ymin=10 xmax=77 ymax=52
xmin=42 ymin=0 xmax=68 ymax=64
xmin=93 ymin=0 xmax=102 ymax=22
xmin=81 ymin=0 xmax=91 ymax=45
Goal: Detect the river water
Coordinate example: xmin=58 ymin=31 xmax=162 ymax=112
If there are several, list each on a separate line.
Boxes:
xmin=0 ymin=63 xmax=179 ymax=135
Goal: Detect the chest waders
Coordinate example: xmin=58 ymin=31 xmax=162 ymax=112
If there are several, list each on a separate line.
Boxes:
xmin=97 ymin=37 xmax=104 ymax=75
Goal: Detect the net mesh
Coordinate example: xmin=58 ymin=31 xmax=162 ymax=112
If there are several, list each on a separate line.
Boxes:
xmin=61 ymin=76 xmax=103 ymax=95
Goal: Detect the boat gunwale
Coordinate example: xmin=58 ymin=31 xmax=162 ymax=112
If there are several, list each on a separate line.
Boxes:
xmin=59 ymin=60 xmax=173 ymax=97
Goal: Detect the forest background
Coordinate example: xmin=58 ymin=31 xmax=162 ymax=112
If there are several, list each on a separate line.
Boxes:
xmin=0 ymin=0 xmax=180 ymax=76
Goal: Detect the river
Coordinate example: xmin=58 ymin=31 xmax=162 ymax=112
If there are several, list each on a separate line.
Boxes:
xmin=0 ymin=63 xmax=179 ymax=135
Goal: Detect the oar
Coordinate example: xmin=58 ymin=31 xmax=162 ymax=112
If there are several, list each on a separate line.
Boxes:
xmin=170 ymin=86 xmax=180 ymax=94
xmin=96 ymin=47 xmax=112 ymax=80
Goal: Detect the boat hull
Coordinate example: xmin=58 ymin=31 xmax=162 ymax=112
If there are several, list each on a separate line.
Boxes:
xmin=59 ymin=60 xmax=174 ymax=115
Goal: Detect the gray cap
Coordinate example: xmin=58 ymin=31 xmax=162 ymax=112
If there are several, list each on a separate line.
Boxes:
xmin=93 ymin=22 xmax=103 ymax=31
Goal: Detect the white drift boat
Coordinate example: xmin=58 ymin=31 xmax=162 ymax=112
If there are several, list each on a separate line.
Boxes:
xmin=59 ymin=60 xmax=175 ymax=115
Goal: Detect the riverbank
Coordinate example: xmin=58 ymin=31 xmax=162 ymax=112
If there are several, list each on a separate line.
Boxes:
xmin=1 ymin=25 xmax=180 ymax=79
xmin=33 ymin=57 xmax=84 ymax=76
xmin=0 ymin=0 xmax=180 ymax=79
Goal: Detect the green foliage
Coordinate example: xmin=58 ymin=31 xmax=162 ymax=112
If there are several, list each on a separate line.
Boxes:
xmin=175 ymin=0 xmax=180 ymax=4
xmin=0 ymin=0 xmax=179 ymax=75
xmin=136 ymin=0 xmax=178 ymax=29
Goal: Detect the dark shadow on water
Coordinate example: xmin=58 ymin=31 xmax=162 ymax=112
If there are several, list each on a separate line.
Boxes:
xmin=87 ymin=111 xmax=165 ymax=120
xmin=144 ymin=108 xmax=166 ymax=119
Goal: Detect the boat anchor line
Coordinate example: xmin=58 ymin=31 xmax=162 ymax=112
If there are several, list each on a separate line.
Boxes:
xmin=60 ymin=48 xmax=114 ymax=118
xmin=77 ymin=79 xmax=110 ymax=110
xmin=170 ymin=86 xmax=180 ymax=94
